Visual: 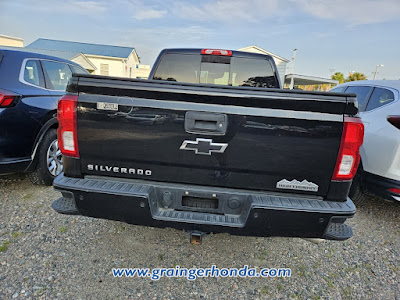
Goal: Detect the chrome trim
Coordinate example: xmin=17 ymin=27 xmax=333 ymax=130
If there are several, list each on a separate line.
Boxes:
xmin=392 ymin=195 xmax=400 ymax=202
xmin=115 ymin=97 xmax=343 ymax=122
xmin=0 ymin=158 xmax=31 ymax=165
xmin=46 ymin=139 xmax=63 ymax=176
xmin=19 ymin=57 xmax=78 ymax=92
xmin=180 ymin=138 xmax=228 ymax=155
xmin=80 ymin=79 xmax=347 ymax=102
xmin=31 ymin=141 xmax=40 ymax=160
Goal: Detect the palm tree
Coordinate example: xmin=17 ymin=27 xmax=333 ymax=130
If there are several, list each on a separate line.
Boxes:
xmin=346 ymin=72 xmax=367 ymax=82
xmin=331 ymin=72 xmax=345 ymax=84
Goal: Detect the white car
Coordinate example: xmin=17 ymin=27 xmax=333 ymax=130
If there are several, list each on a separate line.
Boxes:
xmin=330 ymin=80 xmax=400 ymax=203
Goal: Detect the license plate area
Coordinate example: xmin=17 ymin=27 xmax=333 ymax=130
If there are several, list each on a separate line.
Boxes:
xmin=150 ymin=185 xmax=252 ymax=225
xmin=181 ymin=195 xmax=219 ymax=213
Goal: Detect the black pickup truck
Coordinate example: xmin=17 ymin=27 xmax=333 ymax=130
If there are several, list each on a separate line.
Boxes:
xmin=52 ymin=48 xmax=364 ymax=241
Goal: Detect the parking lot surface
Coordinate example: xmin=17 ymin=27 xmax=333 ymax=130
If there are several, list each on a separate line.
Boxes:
xmin=0 ymin=174 xmax=399 ymax=299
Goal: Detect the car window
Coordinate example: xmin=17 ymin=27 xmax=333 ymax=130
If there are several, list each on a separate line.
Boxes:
xmin=69 ymin=64 xmax=88 ymax=74
xmin=231 ymin=57 xmax=278 ymax=88
xmin=200 ymin=61 xmax=230 ymax=85
xmin=23 ymin=60 xmax=45 ymax=87
xmin=329 ymin=86 xmax=347 ymax=93
xmin=41 ymin=60 xmax=72 ymax=91
xmin=153 ymin=54 xmax=200 ymax=83
xmin=344 ymin=86 xmax=373 ymax=112
xmin=153 ymin=53 xmax=279 ymax=88
xmin=366 ymin=87 xmax=395 ymax=111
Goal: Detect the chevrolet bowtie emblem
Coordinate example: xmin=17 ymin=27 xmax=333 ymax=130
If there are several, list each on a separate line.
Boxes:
xmin=180 ymin=138 xmax=228 ymax=155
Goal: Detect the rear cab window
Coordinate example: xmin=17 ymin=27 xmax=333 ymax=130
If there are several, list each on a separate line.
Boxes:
xmin=152 ymin=54 xmax=200 ymax=83
xmin=152 ymin=51 xmax=279 ymax=88
xmin=231 ymin=57 xmax=277 ymax=88
xmin=200 ymin=55 xmax=230 ymax=85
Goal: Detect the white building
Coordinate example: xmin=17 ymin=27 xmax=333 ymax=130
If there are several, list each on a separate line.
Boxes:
xmin=0 ymin=34 xmax=24 ymax=47
xmin=239 ymin=45 xmax=338 ymax=89
xmin=238 ymin=45 xmax=289 ymax=85
xmin=26 ymin=38 xmax=151 ymax=78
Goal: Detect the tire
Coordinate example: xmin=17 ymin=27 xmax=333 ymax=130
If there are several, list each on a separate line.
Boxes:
xmin=349 ymin=172 xmax=368 ymax=206
xmin=28 ymin=129 xmax=63 ymax=186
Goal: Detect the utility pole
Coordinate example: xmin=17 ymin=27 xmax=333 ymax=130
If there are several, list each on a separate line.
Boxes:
xmin=289 ymin=48 xmax=297 ymax=90
xmin=373 ymin=64 xmax=384 ymax=80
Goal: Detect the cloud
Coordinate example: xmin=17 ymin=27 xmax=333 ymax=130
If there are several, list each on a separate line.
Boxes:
xmin=117 ymin=25 xmax=215 ymax=64
xmin=133 ymin=8 xmax=167 ymax=20
xmin=125 ymin=0 xmax=167 ymax=20
xmin=65 ymin=1 xmax=107 ymax=14
xmin=174 ymin=0 xmax=280 ymax=23
xmin=121 ymin=25 xmax=214 ymax=44
xmin=5 ymin=0 xmax=400 ymax=25
xmin=173 ymin=0 xmax=400 ymax=25
xmin=292 ymin=0 xmax=400 ymax=25
xmin=2 ymin=0 xmax=108 ymax=16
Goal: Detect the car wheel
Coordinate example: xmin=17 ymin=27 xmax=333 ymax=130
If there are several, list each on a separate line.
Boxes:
xmin=28 ymin=129 xmax=63 ymax=185
xmin=349 ymin=172 xmax=367 ymax=206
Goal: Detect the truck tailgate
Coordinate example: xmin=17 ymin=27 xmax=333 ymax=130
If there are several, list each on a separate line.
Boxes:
xmin=74 ymin=76 xmax=355 ymax=197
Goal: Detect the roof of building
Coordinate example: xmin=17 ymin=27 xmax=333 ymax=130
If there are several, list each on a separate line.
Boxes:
xmin=26 ymin=38 xmax=135 ymax=58
xmin=0 ymin=46 xmax=80 ymax=65
xmin=238 ymin=45 xmax=290 ymax=63
xmin=24 ymin=48 xmax=80 ymax=60
xmin=285 ymin=74 xmax=339 ymax=85
xmin=23 ymin=48 xmax=96 ymax=70
xmin=0 ymin=34 xmax=24 ymax=42
xmin=336 ymin=80 xmax=400 ymax=91
xmin=0 ymin=46 xmax=96 ymax=70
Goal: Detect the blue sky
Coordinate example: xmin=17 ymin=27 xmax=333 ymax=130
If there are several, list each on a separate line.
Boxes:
xmin=1 ymin=0 xmax=400 ymax=79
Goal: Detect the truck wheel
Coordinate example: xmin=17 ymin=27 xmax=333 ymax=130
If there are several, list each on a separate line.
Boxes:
xmin=349 ymin=173 xmax=367 ymax=206
xmin=28 ymin=129 xmax=63 ymax=186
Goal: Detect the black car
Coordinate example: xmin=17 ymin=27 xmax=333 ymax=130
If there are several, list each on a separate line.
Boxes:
xmin=0 ymin=47 xmax=87 ymax=185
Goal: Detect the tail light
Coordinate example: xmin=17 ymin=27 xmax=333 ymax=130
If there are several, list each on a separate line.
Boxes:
xmin=0 ymin=89 xmax=20 ymax=108
xmin=201 ymin=49 xmax=232 ymax=56
xmin=387 ymin=116 xmax=400 ymax=130
xmin=388 ymin=188 xmax=400 ymax=195
xmin=332 ymin=117 xmax=364 ymax=181
xmin=57 ymin=94 xmax=79 ymax=157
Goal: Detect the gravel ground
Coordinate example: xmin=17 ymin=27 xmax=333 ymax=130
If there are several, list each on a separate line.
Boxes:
xmin=0 ymin=174 xmax=399 ymax=300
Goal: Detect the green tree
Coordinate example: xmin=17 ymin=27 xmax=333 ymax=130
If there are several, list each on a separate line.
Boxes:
xmin=331 ymin=72 xmax=345 ymax=84
xmin=346 ymin=72 xmax=367 ymax=82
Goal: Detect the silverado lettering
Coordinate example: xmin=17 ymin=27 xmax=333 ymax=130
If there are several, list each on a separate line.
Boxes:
xmin=87 ymin=164 xmax=152 ymax=176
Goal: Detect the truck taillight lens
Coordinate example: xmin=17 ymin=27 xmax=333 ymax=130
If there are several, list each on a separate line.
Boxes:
xmin=201 ymin=49 xmax=232 ymax=56
xmin=332 ymin=117 xmax=364 ymax=181
xmin=57 ymin=94 xmax=79 ymax=157
xmin=388 ymin=188 xmax=400 ymax=195
xmin=0 ymin=89 xmax=20 ymax=108
xmin=387 ymin=116 xmax=400 ymax=130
